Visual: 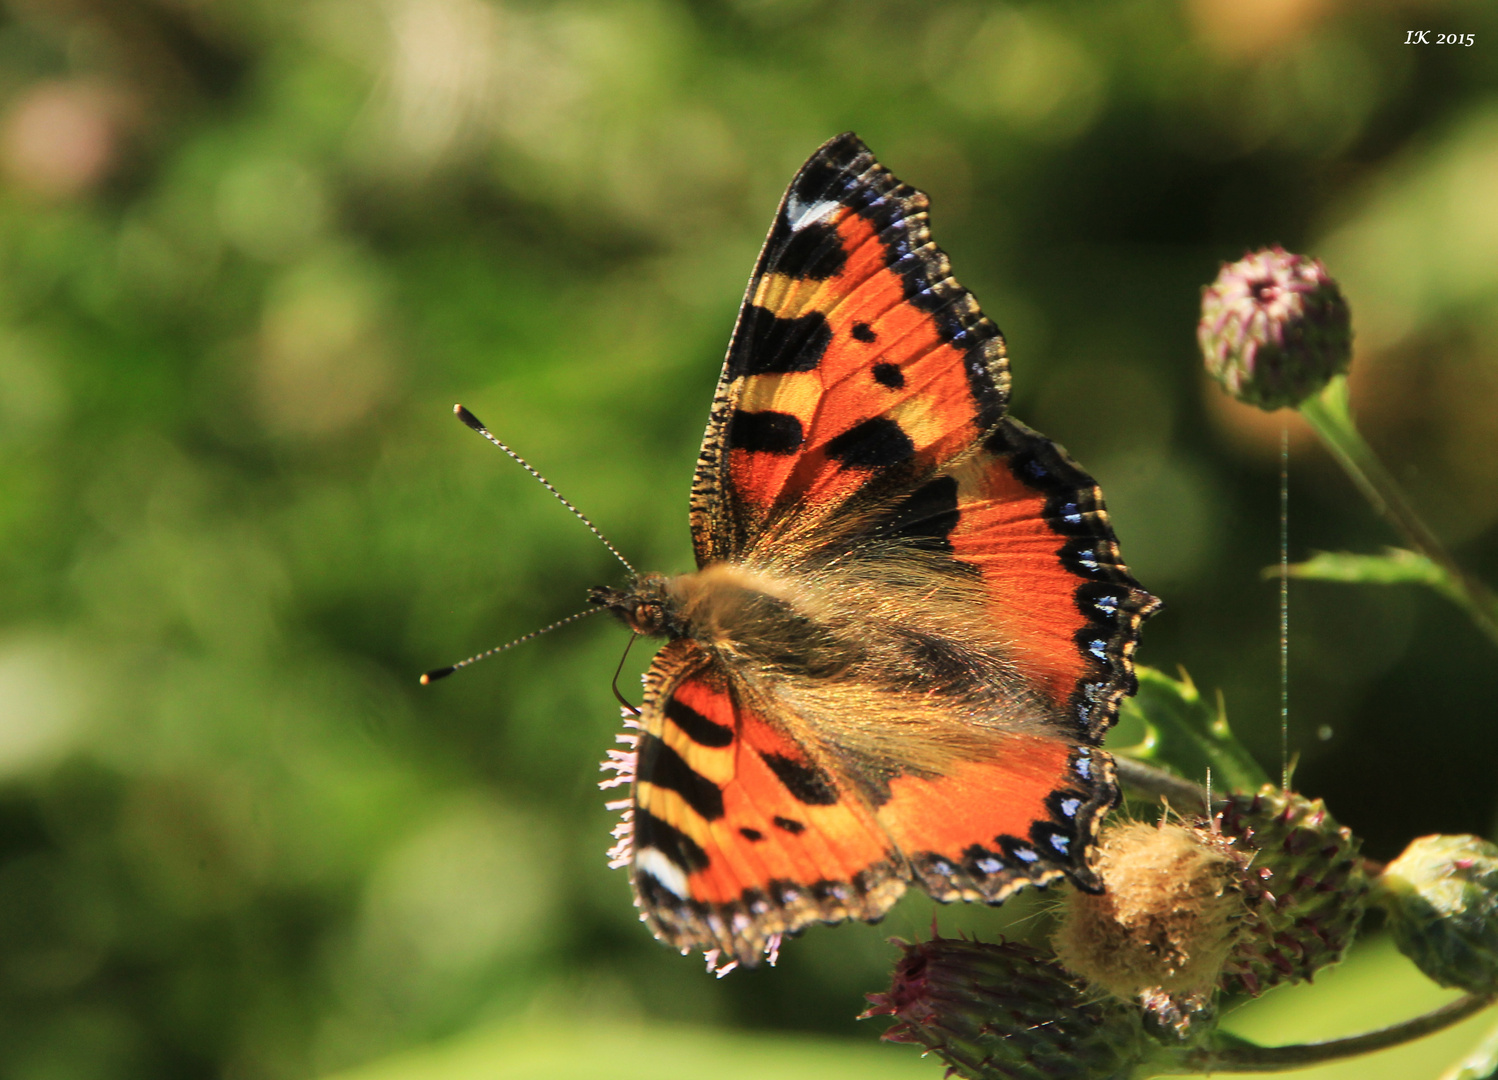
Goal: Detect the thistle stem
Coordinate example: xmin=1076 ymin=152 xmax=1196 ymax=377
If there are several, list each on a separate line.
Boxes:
xmin=1174 ymin=992 xmax=1497 ymax=1072
xmin=1113 ymin=756 xmax=1214 ymax=814
xmin=1296 ymin=377 xmax=1498 ymax=647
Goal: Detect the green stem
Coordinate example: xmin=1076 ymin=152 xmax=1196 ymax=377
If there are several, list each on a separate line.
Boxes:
xmin=1170 ymin=992 xmax=1497 ymax=1073
xmin=1297 ymin=377 xmax=1498 ymax=648
xmin=1113 ymin=755 xmax=1214 ymax=814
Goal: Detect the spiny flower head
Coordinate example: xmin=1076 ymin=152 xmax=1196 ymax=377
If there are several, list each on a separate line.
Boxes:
xmin=1052 ymin=788 xmax=1367 ymax=1035
xmin=1215 ymin=786 xmax=1368 ymax=997
xmin=1199 ymin=247 xmax=1351 ymax=410
xmin=864 ymin=935 xmax=1150 ymax=1080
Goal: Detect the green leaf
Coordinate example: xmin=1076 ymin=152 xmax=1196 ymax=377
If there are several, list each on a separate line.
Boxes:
xmin=1109 ymin=666 xmax=1270 ymax=793
xmin=1278 ymin=547 xmax=1464 ymax=605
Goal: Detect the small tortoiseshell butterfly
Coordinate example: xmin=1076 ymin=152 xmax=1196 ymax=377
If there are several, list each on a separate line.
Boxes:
xmin=590 ymin=133 xmax=1158 ymax=972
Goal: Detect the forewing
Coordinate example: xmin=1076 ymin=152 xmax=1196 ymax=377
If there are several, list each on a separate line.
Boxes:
xmin=620 ymin=639 xmax=907 ymax=968
xmin=690 ymin=132 xmax=1008 ymax=565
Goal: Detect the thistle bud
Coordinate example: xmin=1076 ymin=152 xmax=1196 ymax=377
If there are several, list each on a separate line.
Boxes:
xmin=1380 ymin=834 xmax=1498 ymax=995
xmin=864 ymin=936 xmax=1149 ymax=1080
xmin=1215 ymin=786 xmax=1368 ymax=997
xmin=1199 ymin=247 xmax=1351 ymax=410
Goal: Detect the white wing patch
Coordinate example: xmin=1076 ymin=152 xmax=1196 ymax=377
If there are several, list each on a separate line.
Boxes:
xmin=784 ymin=192 xmax=841 ymax=232
xmin=635 ymin=847 xmax=690 ymax=899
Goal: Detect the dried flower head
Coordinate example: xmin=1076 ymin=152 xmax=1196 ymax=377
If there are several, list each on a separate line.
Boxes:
xmin=1380 ymin=834 xmax=1498 ymax=996
xmin=1052 ymin=821 xmax=1247 ymax=1036
xmin=1199 ymin=247 xmax=1351 ymax=410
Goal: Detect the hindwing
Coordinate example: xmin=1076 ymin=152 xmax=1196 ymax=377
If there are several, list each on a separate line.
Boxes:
xmin=619 ymin=639 xmax=906 ymax=967
xmin=614 ymin=639 xmax=1123 ymax=969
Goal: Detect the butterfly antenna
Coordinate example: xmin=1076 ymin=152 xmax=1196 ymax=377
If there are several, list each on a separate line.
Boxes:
xmin=611 ymin=633 xmax=643 ymax=716
xmin=453 ymin=404 xmax=636 ymax=576
xmin=421 ymin=606 xmax=603 ymax=684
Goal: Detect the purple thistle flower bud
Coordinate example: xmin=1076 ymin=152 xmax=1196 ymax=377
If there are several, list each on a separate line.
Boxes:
xmin=1199 ymin=247 xmax=1352 ymax=410
xmin=1215 ymin=786 xmax=1369 ymax=997
xmin=863 ymin=936 xmax=1150 ymax=1079
xmin=1380 ymin=834 xmax=1498 ymax=996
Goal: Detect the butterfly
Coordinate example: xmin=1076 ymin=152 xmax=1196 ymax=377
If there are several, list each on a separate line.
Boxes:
xmin=591 ymin=133 xmax=1158 ymax=972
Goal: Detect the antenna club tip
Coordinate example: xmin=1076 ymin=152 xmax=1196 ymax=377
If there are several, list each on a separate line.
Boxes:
xmin=453 ymin=404 xmax=485 ymax=432
xmin=421 ymin=666 xmax=456 ymax=685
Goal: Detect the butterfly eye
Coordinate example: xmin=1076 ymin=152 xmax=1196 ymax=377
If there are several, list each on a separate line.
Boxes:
xmin=633 ymin=602 xmax=666 ymax=635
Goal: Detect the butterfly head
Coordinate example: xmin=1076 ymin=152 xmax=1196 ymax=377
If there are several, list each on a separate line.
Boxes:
xmin=589 ymin=573 xmax=686 ymax=639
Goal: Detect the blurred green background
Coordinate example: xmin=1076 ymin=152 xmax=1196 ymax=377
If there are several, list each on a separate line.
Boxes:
xmin=1 ymin=0 xmax=1497 ymax=1077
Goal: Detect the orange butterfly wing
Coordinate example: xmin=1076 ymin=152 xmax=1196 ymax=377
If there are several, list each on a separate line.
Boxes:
xmin=612 ymin=640 xmax=1124 ymax=967
xmin=615 ymin=639 xmax=907 ymax=967
xmin=873 ymin=415 xmax=1160 ymax=742
xmin=690 ymin=133 xmax=1006 ymax=565
xmin=873 ymin=739 xmax=1116 ymax=903
xmin=949 ymin=418 xmax=1160 ymax=738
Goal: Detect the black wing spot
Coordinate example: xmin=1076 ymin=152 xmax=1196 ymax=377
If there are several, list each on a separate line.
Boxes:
xmin=825 ymin=417 xmax=915 ymax=469
xmin=664 ymin=697 xmax=734 ymax=747
xmin=760 ymin=752 xmax=840 ymax=805
xmin=729 ymin=410 xmax=803 ymax=454
xmin=634 ymin=808 xmax=709 ymax=873
xmin=787 ymin=140 xmax=860 ymax=204
xmin=872 ymin=362 xmax=904 ymax=388
xmin=740 ymin=827 xmax=765 ymax=842
xmin=1047 ymin=789 xmax=1088 ymax=823
xmin=1031 ymin=821 xmax=1075 ymax=862
xmin=639 ymin=734 xmax=724 ymax=821
xmin=766 ymin=217 xmax=847 ymax=281
xmin=727 ymin=307 xmax=831 ymax=378
xmin=852 ymin=322 xmax=878 ymax=343
xmin=772 ymin=816 xmax=806 ymax=835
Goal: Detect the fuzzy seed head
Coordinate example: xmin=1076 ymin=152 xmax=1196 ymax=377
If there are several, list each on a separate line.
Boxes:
xmin=1054 ymin=822 xmax=1247 ymax=1006
xmin=1199 ymin=247 xmax=1351 ymax=410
